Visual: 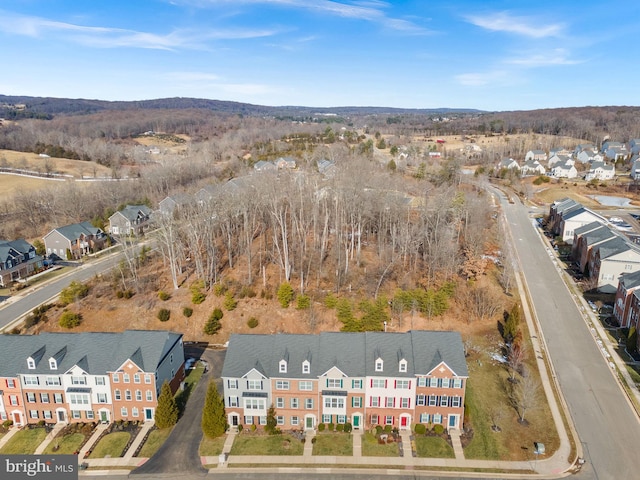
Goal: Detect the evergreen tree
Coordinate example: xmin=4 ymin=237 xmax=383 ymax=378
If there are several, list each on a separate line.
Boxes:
xmin=503 ymin=303 xmax=521 ymax=343
xmin=337 ymin=298 xmax=359 ymax=332
xmin=202 ymin=381 xmax=227 ymax=438
xmin=155 ymin=381 xmax=178 ymax=429
xmin=277 ymin=282 xmax=295 ymax=308
xmin=204 ymin=308 xmax=223 ymax=335
xmin=265 ymin=404 xmax=278 ymax=435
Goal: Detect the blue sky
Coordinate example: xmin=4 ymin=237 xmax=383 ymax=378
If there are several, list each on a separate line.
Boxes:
xmin=0 ymin=1 xmax=637 ymax=111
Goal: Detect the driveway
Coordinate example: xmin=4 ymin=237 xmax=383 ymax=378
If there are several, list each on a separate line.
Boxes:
xmin=131 ymin=347 xmax=226 ymax=476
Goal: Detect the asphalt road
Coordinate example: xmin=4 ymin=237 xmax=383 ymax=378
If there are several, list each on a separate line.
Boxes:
xmin=131 ymin=348 xmax=225 ymax=476
xmin=502 ymin=193 xmax=640 ymax=480
xmin=0 ymin=251 xmax=125 ymax=331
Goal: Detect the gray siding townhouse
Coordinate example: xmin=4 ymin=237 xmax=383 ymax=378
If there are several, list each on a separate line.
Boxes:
xmin=108 ymin=205 xmax=152 ymax=236
xmin=43 ymin=222 xmax=107 ymax=260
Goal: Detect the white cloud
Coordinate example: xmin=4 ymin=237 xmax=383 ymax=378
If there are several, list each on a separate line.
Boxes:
xmin=0 ymin=11 xmax=277 ymax=50
xmin=455 ymin=70 xmax=511 ymax=87
xmin=506 ymin=49 xmax=582 ymax=67
xmin=465 ymin=11 xmax=564 ymax=38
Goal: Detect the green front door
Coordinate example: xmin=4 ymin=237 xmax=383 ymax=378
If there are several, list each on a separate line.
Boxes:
xmin=306 ymin=416 xmax=314 ymax=429
xmin=353 ymin=415 xmax=360 ymax=428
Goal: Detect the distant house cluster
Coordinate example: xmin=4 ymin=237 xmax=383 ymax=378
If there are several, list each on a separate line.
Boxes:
xmin=0 ymin=330 xmax=184 ymax=427
xmin=221 ymin=331 xmax=468 ymax=432
xmin=549 ymin=198 xmax=640 ymax=293
xmin=0 ymin=239 xmax=43 ymax=287
xmin=494 ymin=138 xmax=640 ymax=180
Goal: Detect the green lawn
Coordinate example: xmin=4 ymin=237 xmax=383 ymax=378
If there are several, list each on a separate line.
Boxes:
xmin=414 ymin=435 xmax=455 ymax=458
xmin=43 ymin=432 xmax=85 ymax=454
xmin=230 ymin=434 xmax=303 ymax=456
xmin=0 ymin=427 xmax=47 ymax=454
xmin=137 ymin=428 xmax=173 ymax=458
xmin=360 ymin=433 xmax=399 ymax=457
xmin=199 ymin=435 xmax=226 ymax=456
xmin=89 ymin=432 xmax=130 ymax=458
xmin=312 ymin=433 xmax=352 ymax=456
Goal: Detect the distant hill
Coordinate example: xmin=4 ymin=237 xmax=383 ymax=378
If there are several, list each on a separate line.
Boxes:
xmin=0 ymin=94 xmax=484 ymax=118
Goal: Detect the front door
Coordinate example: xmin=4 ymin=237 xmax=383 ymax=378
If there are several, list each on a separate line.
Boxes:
xmin=13 ymin=412 xmax=21 ymax=426
xmin=305 ymin=416 xmax=314 ymax=429
xmin=57 ymin=410 xmax=66 ymax=422
xmin=353 ymin=415 xmax=360 ymax=429
xmin=448 ymin=415 xmax=457 ymax=428
xmin=401 ymin=416 xmax=408 ymax=428
xmin=145 ymin=408 xmax=153 ymax=420
xmin=100 ymin=411 xmax=108 ymax=423
xmin=231 ymin=415 xmax=238 ymax=426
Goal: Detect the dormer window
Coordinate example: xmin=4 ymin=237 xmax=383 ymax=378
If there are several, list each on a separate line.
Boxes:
xmin=49 ymin=359 xmax=57 ymax=370
xmin=399 ymin=359 xmax=407 ymax=373
xmin=279 ymin=360 xmax=287 ymax=373
xmin=302 ymin=360 xmax=310 ymax=374
xmin=27 ymin=358 xmax=36 ymax=370
xmin=375 ymin=358 xmax=383 ymax=372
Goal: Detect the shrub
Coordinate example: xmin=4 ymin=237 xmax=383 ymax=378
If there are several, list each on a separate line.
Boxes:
xmin=59 ymin=281 xmax=89 ymax=306
xmin=247 ymin=317 xmax=259 ymax=329
xmin=38 ymin=420 xmax=46 ymax=427
xmin=250 ymin=424 xmax=257 ymax=432
xmin=375 ymin=425 xmax=383 ymax=435
xmin=336 ymin=424 xmax=344 ymax=432
xmin=414 ymin=423 xmax=427 ymax=435
xmin=239 ymin=286 xmax=256 ymax=299
xmin=328 ymin=423 xmax=335 ymax=432
xmin=223 ymin=292 xmax=237 ymax=311
xmin=237 ymin=424 xmax=243 ymax=432
xmin=343 ymin=422 xmax=352 ymax=433
xmin=261 ymin=289 xmax=273 ymax=300
xmin=277 ymin=282 xmax=295 ymax=308
xmin=182 ymin=307 xmax=193 ymax=318
xmin=157 ymin=309 xmax=171 ymax=322
xmin=213 ymin=283 xmax=227 ymax=297
xmin=204 ymin=309 xmax=223 ymax=335
xmin=317 ymin=423 xmax=326 ymax=432
xmin=59 ymin=311 xmax=82 ymax=329
xmin=324 ymin=293 xmax=338 ymax=309
xmin=3 ymin=419 xmax=14 ymax=428
xmin=192 ymin=291 xmax=206 ymax=305
xmin=116 ymin=290 xmax=124 ymax=299
xmin=296 ymin=294 xmax=311 ymax=310
xmin=24 ymin=304 xmax=52 ymax=328
xmin=158 ymin=291 xmax=171 ymax=301
xmin=433 ymin=424 xmax=445 ymax=435
xmin=383 ymin=425 xmax=392 ymax=433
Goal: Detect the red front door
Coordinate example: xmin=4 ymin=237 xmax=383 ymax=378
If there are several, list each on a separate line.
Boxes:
xmin=401 ymin=416 xmax=408 ymax=427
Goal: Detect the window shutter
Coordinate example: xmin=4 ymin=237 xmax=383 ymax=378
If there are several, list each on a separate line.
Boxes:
xmin=408 ymin=398 xmax=411 ymax=408
xmin=340 ymin=379 xmax=343 ymax=388
xmin=370 ymin=379 xmax=373 ymax=388
xmin=369 ymin=397 xmax=372 ymax=407
xmin=408 ymin=381 xmax=411 ymax=389
xmin=394 ymin=380 xmax=397 ymax=388
xmin=393 ymin=397 xmax=396 ymax=407
xmin=385 ymin=380 xmax=388 ymax=388
xmin=326 ymin=378 xmax=329 ymax=387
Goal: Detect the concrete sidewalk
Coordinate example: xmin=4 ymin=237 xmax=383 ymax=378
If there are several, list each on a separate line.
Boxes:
xmin=34 ymin=422 xmax=66 ymax=455
xmin=0 ymin=426 xmax=20 ymax=450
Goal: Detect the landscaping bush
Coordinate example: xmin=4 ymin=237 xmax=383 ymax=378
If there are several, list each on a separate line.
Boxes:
xmin=375 ymin=425 xmax=383 ymax=435
xmin=328 ymin=423 xmax=335 ymax=432
xmin=182 ymin=307 xmax=193 ymax=318
xmin=59 ymin=311 xmax=82 ymax=329
xmin=250 ymin=424 xmax=256 ymax=432
xmin=277 ymin=282 xmax=295 ymax=308
xmin=212 ymin=283 xmax=227 ymax=297
xmin=223 ymin=292 xmax=237 ymax=311
xmin=59 ymin=281 xmax=89 ymax=306
xmin=317 ymin=423 xmax=326 ymax=432
xmin=336 ymin=424 xmax=344 ymax=432
xmin=383 ymin=425 xmax=392 ymax=433
xmin=343 ymin=422 xmax=352 ymax=433
xmin=296 ymin=294 xmax=311 ymax=310
xmin=433 ymin=424 xmax=445 ymax=435
xmin=237 ymin=424 xmax=243 ymax=432
xmin=157 ymin=308 xmax=171 ymax=322
xmin=324 ymin=293 xmax=338 ymax=309
xmin=3 ymin=419 xmax=13 ymax=428
xmin=158 ymin=291 xmax=171 ymax=301
xmin=247 ymin=317 xmax=259 ymax=329
xmin=414 ymin=423 xmax=427 ymax=435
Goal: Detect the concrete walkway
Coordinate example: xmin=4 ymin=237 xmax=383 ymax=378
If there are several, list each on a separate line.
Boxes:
xmin=34 ymin=422 xmax=66 ymax=454
xmin=0 ymin=426 xmax=20 ymax=450
xmin=303 ymin=430 xmax=315 ymax=457
xmin=352 ymin=431 xmax=362 ymax=458
xmin=449 ymin=428 xmax=464 ymax=460
xmin=123 ymin=421 xmax=155 ymax=460
xmin=78 ymin=423 xmax=109 ymax=460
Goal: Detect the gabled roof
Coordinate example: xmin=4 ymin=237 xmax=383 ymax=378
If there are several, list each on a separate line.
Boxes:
xmin=111 ymin=205 xmax=152 ymax=222
xmin=0 ymin=330 xmax=182 ymax=377
xmin=562 ymin=207 xmax=606 ymax=223
xmin=221 ymin=331 xmax=468 ymax=380
xmin=45 ymin=222 xmax=103 ymax=241
xmin=580 ymin=225 xmax=617 ymax=247
xmin=574 ymin=221 xmax=605 ymax=237
xmin=594 ymin=237 xmax=631 ymax=260
xmin=620 ymin=270 xmax=640 ymax=290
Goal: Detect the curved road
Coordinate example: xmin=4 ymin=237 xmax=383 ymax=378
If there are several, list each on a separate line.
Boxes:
xmin=501 ymin=191 xmax=640 ymax=480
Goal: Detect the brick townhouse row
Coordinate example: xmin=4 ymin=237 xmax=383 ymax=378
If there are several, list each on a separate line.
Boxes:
xmin=221 ymin=330 xmax=468 ymax=432
xmin=0 ymin=330 xmax=185 ymax=427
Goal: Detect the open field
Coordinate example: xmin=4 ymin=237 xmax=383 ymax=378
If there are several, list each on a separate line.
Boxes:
xmin=0 ymin=149 xmax=112 ymax=178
